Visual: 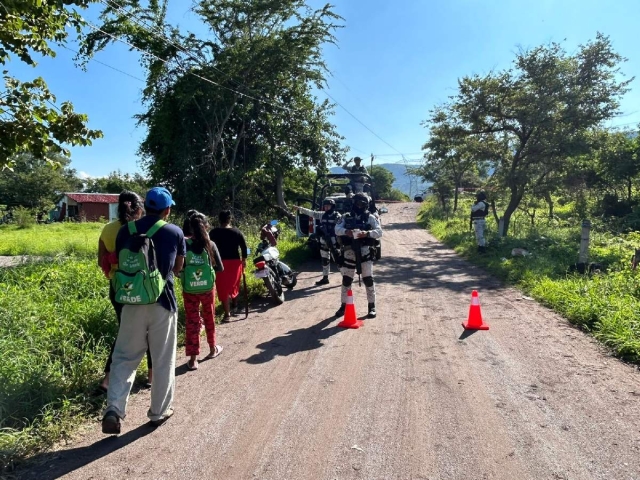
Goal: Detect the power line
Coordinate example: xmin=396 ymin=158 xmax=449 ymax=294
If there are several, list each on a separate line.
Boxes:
xmin=87 ymin=5 xmax=408 ymax=158
xmin=322 ymin=90 xmax=404 ymax=156
xmin=61 ymin=44 xmax=146 ymax=82
xmin=83 ymin=18 xmax=299 ymax=114
xmin=100 ymin=0 xmax=245 ymax=92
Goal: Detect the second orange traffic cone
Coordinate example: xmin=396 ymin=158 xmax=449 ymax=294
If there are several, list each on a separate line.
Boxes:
xmin=338 ymin=289 xmax=363 ymax=329
xmin=462 ymin=290 xmax=489 ymax=330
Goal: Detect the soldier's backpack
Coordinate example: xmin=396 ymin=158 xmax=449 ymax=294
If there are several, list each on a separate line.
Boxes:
xmin=180 ymin=239 xmax=215 ymax=294
xmin=113 ymin=220 xmax=167 ymax=305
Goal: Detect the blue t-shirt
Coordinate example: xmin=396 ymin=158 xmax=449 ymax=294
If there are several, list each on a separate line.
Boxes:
xmin=116 ymin=215 xmax=186 ymax=312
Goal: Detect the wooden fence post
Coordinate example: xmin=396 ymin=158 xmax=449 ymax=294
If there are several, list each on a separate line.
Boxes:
xmin=578 ymin=219 xmax=591 ymax=266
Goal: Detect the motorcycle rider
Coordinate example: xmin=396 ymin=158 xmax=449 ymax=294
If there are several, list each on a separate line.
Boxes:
xmin=335 ymin=192 xmax=383 ymax=318
xmin=470 ymin=191 xmax=489 ymax=253
xmin=295 ymin=199 xmax=342 ymax=285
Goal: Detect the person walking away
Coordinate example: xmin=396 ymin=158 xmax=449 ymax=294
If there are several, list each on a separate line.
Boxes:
xmin=335 ymin=192 xmax=383 ymax=318
xmin=470 ymin=191 xmax=489 ymax=253
xmin=181 ymin=211 xmax=224 ymax=371
xmin=97 ymin=191 xmax=152 ymax=392
xmin=209 ymin=210 xmax=248 ymax=322
xmin=295 ymin=199 xmax=342 ymax=285
xmin=102 ymin=186 xmax=185 ymax=434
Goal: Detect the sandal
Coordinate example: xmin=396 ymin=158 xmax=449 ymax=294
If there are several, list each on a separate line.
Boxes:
xmin=204 ymin=345 xmax=223 ymax=359
xmin=187 ymin=358 xmax=199 ymax=371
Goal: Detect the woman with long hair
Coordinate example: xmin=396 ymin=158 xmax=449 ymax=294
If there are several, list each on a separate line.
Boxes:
xmin=97 ymin=190 xmax=152 ymax=392
xmin=209 ymin=210 xmax=248 ymax=322
xmin=182 ymin=211 xmax=224 ymax=370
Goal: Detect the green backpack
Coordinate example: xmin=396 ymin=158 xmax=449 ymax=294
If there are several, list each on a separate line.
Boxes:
xmin=181 ymin=239 xmax=215 ymax=294
xmin=113 ymin=220 xmax=167 ymax=305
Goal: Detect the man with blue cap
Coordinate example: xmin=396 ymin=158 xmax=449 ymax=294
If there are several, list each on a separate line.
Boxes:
xmin=102 ymin=186 xmax=186 ymax=434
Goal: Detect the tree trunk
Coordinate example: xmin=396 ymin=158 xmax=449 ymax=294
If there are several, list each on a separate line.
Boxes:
xmin=275 ymin=165 xmax=287 ymax=212
xmin=628 ymin=178 xmax=632 ymax=203
xmin=501 ymin=186 xmax=524 ymax=237
xmin=544 ymin=192 xmax=554 ymax=219
xmin=453 ymin=186 xmax=459 ymax=212
xmin=490 ymin=199 xmax=500 ymax=225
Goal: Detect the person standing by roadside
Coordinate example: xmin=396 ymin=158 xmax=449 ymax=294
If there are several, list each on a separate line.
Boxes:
xmin=470 ymin=191 xmax=489 ymax=253
xmin=181 ymin=211 xmax=224 ymax=371
xmin=294 ymin=199 xmax=342 ymax=285
xmin=102 ymin=186 xmax=185 ymax=434
xmin=209 ymin=210 xmax=248 ymax=322
xmin=335 ymin=192 xmax=383 ymax=318
xmin=97 ymin=191 xmax=151 ymax=393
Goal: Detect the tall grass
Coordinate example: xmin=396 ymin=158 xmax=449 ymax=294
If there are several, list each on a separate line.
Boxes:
xmin=0 ymin=219 xmax=308 ymax=473
xmin=0 ymin=223 xmax=104 ymax=257
xmin=419 ymin=196 xmax=640 ymax=362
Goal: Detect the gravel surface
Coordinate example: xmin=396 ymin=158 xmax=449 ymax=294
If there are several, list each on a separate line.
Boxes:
xmin=19 ymin=203 xmax=640 ymax=480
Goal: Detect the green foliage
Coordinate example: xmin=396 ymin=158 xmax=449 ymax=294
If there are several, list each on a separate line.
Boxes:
xmin=420 ymin=196 xmax=640 ymax=363
xmin=385 ymin=188 xmax=409 ymax=202
xmin=369 ymin=165 xmax=395 ymax=199
xmin=0 ymin=154 xmax=83 ymax=209
xmin=423 ymin=34 xmax=630 ymax=235
xmin=13 ymin=207 xmax=35 ymax=229
xmin=0 ymin=1 xmax=103 ymax=169
xmin=83 ymin=170 xmax=149 ymax=196
xmin=0 ymin=219 xmax=308 ymax=471
xmin=0 ymin=222 xmax=103 ymax=256
xmin=80 ymin=0 xmax=345 ymax=217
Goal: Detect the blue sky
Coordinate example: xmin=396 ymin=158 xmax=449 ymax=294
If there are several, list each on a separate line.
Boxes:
xmin=9 ymin=0 xmax=640 ymax=178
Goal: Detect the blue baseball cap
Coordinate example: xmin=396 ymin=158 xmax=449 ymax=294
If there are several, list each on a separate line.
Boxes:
xmin=145 ymin=187 xmax=176 ymax=210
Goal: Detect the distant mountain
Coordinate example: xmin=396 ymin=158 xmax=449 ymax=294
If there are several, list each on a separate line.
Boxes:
xmin=330 ymin=163 xmax=430 ymax=197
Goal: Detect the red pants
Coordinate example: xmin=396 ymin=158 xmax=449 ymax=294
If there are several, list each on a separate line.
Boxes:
xmin=215 ymin=259 xmax=243 ymax=303
xmin=183 ymin=290 xmax=216 ymax=356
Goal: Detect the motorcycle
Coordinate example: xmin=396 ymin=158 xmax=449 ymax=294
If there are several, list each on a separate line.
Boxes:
xmin=252 ymin=220 xmax=297 ymax=305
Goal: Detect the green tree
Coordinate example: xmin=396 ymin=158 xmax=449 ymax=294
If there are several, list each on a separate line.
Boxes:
xmin=80 ymin=0 xmax=345 ymax=218
xmin=0 ymin=154 xmax=83 ymax=209
xmin=84 ymin=170 xmax=149 ymax=196
xmin=424 ymin=34 xmax=630 ymax=236
xmin=369 ymin=165 xmax=395 ymax=200
xmin=0 ymin=1 xmax=103 ymax=170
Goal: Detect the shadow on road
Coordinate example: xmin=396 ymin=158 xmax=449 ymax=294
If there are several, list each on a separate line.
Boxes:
xmin=242 ymin=315 xmax=342 ymax=364
xmin=18 ymin=423 xmax=156 ymax=480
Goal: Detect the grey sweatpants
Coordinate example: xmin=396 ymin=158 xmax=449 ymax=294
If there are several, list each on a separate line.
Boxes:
xmin=104 ymin=303 xmax=177 ymax=422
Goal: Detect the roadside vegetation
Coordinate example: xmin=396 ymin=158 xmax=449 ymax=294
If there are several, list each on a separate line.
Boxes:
xmin=419 ymin=195 xmax=640 ymax=363
xmin=0 ymin=220 xmax=308 ymax=473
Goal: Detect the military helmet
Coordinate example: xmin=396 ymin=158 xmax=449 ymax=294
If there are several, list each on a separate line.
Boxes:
xmin=322 ymin=198 xmax=336 ymax=207
xmin=476 ymin=191 xmax=487 ymax=201
xmin=353 ymin=192 xmax=369 ymax=209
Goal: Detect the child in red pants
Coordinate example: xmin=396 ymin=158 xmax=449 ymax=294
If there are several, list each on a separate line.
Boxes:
xmin=181 ymin=211 xmax=224 ymax=371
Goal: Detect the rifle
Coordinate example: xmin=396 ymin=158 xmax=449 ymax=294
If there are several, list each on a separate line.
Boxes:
xmin=323 ymin=233 xmax=342 ymax=267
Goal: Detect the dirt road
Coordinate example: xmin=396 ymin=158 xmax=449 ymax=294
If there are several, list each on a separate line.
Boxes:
xmin=23 ymin=203 xmax=640 ymax=479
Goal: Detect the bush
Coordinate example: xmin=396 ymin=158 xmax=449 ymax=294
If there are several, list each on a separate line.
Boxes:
xmin=13 ymin=207 xmax=36 ymax=229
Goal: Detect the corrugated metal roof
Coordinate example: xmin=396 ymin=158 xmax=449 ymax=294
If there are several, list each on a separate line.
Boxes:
xmin=65 ymin=193 xmax=120 ymax=204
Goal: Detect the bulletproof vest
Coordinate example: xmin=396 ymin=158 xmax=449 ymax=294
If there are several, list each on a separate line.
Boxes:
xmin=320 ymin=210 xmax=339 ymax=237
xmin=471 ymin=201 xmax=489 ymax=219
xmin=341 ymin=211 xmax=375 ymax=246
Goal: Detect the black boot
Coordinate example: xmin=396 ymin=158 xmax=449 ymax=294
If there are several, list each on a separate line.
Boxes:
xmin=335 ymin=303 xmax=346 ymax=317
xmin=315 ymin=276 xmax=329 ymax=286
xmin=368 ymin=303 xmax=377 ymax=318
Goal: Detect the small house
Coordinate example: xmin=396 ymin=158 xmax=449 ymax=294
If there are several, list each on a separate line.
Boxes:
xmin=57 ymin=193 xmax=120 ymax=222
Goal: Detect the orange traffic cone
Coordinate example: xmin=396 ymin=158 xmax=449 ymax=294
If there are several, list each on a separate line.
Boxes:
xmin=338 ymin=289 xmax=363 ymax=329
xmin=462 ymin=290 xmax=489 ymax=330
